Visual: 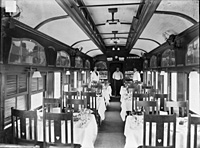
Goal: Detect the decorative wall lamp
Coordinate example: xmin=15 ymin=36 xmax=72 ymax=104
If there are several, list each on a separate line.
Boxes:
xmin=26 ymin=67 xmax=42 ymax=78
xmin=66 ymin=70 xmax=70 ymax=75
xmin=111 ymin=31 xmax=120 ymax=51
xmin=64 ymin=68 xmax=70 ymax=75
xmin=160 ymin=71 xmax=165 ymax=75
xmin=32 ymin=70 xmax=42 ymax=78
xmin=81 ymin=70 xmax=85 ymax=74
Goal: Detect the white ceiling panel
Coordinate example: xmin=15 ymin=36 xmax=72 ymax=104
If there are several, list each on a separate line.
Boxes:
xmin=140 ymin=14 xmax=193 ymax=45
xmin=14 ymin=0 xmax=66 ymax=28
xmin=132 ymin=40 xmax=159 ymax=53
xmin=39 ymin=18 xmax=89 ymax=45
xmin=157 ymin=0 xmax=199 ymax=21
xmin=86 ymin=50 xmax=103 ymax=57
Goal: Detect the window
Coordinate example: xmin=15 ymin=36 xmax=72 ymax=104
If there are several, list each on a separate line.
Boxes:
xmin=75 ymin=56 xmax=83 ymax=68
xmin=99 ymin=71 xmax=108 ymax=80
xmin=56 ymin=51 xmax=70 ymax=67
xmin=171 ymin=72 xmax=177 ymax=101
xmin=161 ymin=49 xmax=175 ymax=67
xmin=95 ymin=61 xmax=107 ymax=70
xmin=4 ymin=95 xmax=26 ymax=124
xmin=6 ymin=74 xmax=27 ymax=96
xmin=186 ymin=37 xmax=199 ymax=65
xmin=31 ymin=75 xmax=44 ymax=92
xmin=163 ymin=73 xmax=168 ymax=94
xmin=9 ymin=38 xmax=46 ymax=66
xmin=31 ymin=92 xmax=43 ymax=110
xmin=85 ymin=60 xmax=90 ymax=69
xmin=189 ymin=71 xmax=200 ymax=114
xmin=125 ymin=71 xmax=133 ymax=80
xmin=54 ymin=72 xmax=61 ymax=98
xmin=150 ymin=55 xmax=157 ymax=68
xmin=143 ymin=60 xmax=148 ymax=69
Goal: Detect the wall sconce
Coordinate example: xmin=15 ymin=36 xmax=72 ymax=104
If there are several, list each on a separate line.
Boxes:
xmin=81 ymin=70 xmax=85 ymax=74
xmin=147 ymin=71 xmax=151 ymax=74
xmin=26 ymin=67 xmax=42 ymax=78
xmin=32 ymin=70 xmax=42 ymax=78
xmin=160 ymin=71 xmax=165 ymax=75
xmin=66 ymin=70 xmax=70 ymax=75
xmin=140 ymin=71 xmax=143 ymax=74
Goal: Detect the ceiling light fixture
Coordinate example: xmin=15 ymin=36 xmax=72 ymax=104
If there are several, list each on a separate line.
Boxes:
xmin=105 ymin=8 xmax=120 ymax=25
xmin=107 ymin=57 xmax=113 ymax=61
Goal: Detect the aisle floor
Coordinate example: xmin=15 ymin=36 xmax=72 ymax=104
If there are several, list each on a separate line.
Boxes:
xmin=94 ymin=99 xmax=125 ymax=148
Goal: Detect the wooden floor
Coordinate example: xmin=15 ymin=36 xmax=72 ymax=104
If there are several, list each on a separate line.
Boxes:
xmin=94 ymin=98 xmax=125 ymax=148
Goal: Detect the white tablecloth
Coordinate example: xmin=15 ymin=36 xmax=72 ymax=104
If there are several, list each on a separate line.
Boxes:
xmin=97 ymin=96 xmax=106 ymax=120
xmin=37 ymin=114 xmax=98 ymax=148
xmin=120 ymin=98 xmax=132 ymax=121
xmin=124 ymin=115 xmax=200 ymax=148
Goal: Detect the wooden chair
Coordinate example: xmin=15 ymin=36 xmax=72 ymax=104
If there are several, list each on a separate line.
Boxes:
xmin=43 ymin=111 xmax=74 ymax=148
xmin=81 ymin=92 xmax=100 ymax=126
xmin=66 ymin=98 xmax=87 ymax=112
xmin=11 ymin=108 xmax=42 ymax=148
xmin=142 ymin=85 xmax=153 ymax=94
xmin=154 ymin=94 xmax=169 ymax=111
xmin=65 ymin=92 xmax=79 ymax=100
xmin=43 ymin=97 xmax=62 ymax=113
xmin=136 ymin=101 xmax=159 ymax=114
xmin=81 ymin=92 xmax=97 ymax=112
xmin=187 ymin=114 xmax=200 ymax=148
xmin=141 ymin=113 xmax=176 ymax=148
xmin=164 ymin=101 xmax=189 ymax=117
xmin=132 ymin=93 xmax=149 ymax=111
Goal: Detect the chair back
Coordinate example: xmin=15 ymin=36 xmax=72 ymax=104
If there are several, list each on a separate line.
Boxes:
xmin=143 ymin=113 xmax=176 ymax=148
xmin=154 ymin=94 xmax=169 ymax=111
xmin=43 ymin=97 xmax=62 ymax=113
xmin=136 ymin=101 xmax=159 ymax=114
xmin=81 ymin=92 xmax=97 ymax=112
xmin=43 ymin=111 xmax=74 ymax=148
xmin=187 ymin=114 xmax=200 ymax=148
xmin=66 ymin=98 xmax=87 ymax=112
xmin=65 ymin=92 xmax=79 ymax=100
xmin=165 ymin=101 xmax=189 ymax=117
xmin=11 ymin=108 xmax=39 ymax=146
xmin=132 ymin=93 xmax=149 ymax=111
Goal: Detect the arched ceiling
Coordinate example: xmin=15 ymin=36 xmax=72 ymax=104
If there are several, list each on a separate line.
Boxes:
xmin=3 ymin=0 xmax=199 ymax=58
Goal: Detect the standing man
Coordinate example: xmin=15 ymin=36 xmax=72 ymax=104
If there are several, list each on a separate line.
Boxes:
xmin=112 ymin=67 xmax=123 ymax=96
xmin=132 ymin=68 xmax=141 ymax=92
xmin=132 ymin=68 xmax=141 ymax=83
xmin=90 ymin=66 xmax=100 ymax=83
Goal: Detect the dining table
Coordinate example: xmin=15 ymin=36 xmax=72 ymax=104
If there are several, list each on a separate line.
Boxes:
xmin=37 ymin=111 xmax=98 ymax=148
xmin=96 ymin=95 xmax=107 ymax=120
xmin=124 ymin=114 xmax=200 ymax=148
xmin=120 ymin=93 xmax=132 ymax=121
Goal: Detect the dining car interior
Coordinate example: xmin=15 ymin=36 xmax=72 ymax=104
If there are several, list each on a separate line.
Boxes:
xmin=0 ymin=0 xmax=199 ymax=148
